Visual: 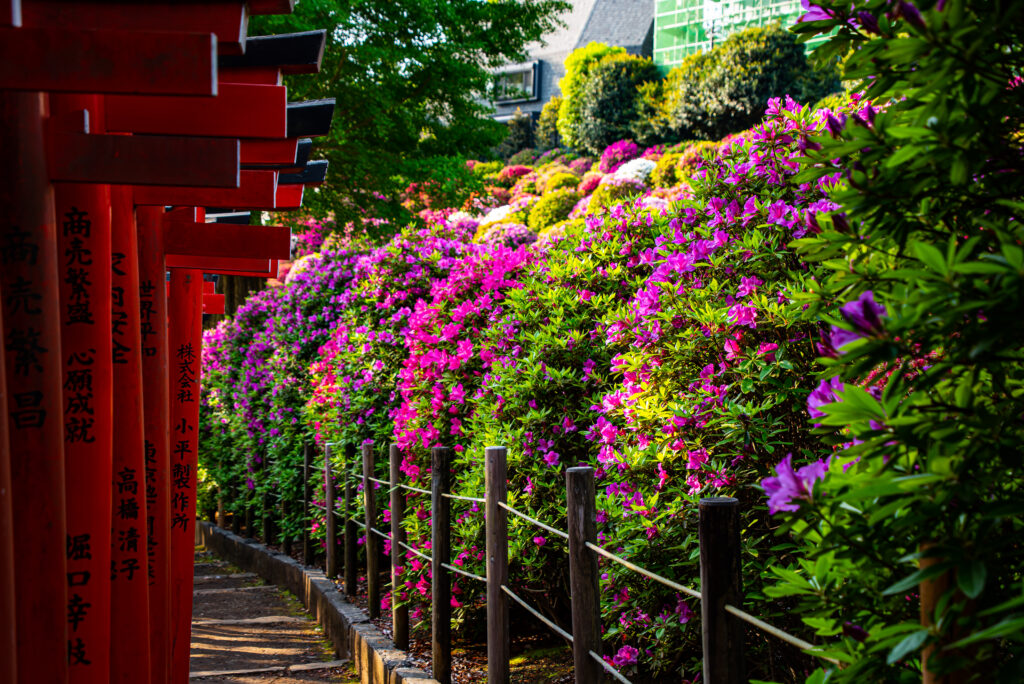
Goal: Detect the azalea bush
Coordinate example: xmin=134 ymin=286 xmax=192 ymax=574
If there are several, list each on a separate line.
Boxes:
xmin=200 ymin=244 xmax=361 ymax=539
xmin=760 ymin=1 xmax=1024 ymax=681
xmin=199 ymin=5 xmax=1024 ymax=675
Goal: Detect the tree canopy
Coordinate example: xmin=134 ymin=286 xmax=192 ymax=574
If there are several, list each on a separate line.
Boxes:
xmin=253 ymin=0 xmax=570 ymax=238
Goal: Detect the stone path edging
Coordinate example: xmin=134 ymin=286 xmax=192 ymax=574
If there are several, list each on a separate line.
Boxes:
xmin=198 ymin=521 xmax=438 ymax=684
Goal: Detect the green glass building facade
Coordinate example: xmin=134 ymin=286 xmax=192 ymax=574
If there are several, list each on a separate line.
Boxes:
xmin=654 ymin=0 xmax=819 ymax=72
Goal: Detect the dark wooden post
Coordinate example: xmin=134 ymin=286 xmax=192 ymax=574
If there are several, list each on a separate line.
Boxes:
xmin=231 ymin=491 xmax=242 ymax=535
xmin=282 ymin=495 xmax=293 ymax=556
xmin=324 ymin=443 xmax=337 ymax=579
xmin=246 ymin=501 xmax=255 ymax=539
xmin=431 ymin=446 xmax=453 ymax=684
xmin=486 ymin=446 xmax=510 ymax=684
xmin=362 ymin=443 xmax=380 ymax=618
xmin=302 ymin=442 xmax=312 ymax=564
xmin=344 ymin=444 xmax=357 ymax=596
xmin=566 ymin=466 xmax=601 ymax=684
xmin=216 ymin=493 xmax=226 ymax=528
xmin=262 ymin=486 xmax=275 ymax=544
xmin=390 ymin=444 xmax=409 ymax=650
xmin=699 ymin=497 xmax=745 ymax=684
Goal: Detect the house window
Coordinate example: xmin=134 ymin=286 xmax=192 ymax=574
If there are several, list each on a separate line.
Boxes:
xmin=492 ymin=62 xmax=538 ymax=104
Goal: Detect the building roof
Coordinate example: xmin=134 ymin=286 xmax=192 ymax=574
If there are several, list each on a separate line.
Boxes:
xmin=578 ymin=0 xmax=653 ymax=52
xmin=524 ymin=0 xmax=597 ymax=58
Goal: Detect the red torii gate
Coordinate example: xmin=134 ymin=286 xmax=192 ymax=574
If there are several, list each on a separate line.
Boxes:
xmin=0 ymin=2 xmax=333 ymax=682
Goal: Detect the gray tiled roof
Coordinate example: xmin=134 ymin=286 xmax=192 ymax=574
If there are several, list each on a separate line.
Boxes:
xmin=524 ymin=0 xmax=597 ymax=57
xmin=577 ymin=0 xmax=654 ymax=53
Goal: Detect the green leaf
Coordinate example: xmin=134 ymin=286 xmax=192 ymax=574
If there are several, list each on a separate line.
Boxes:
xmin=947 ymin=617 xmax=1024 ymax=649
xmin=886 ymin=629 xmax=930 ymax=665
xmin=912 ymin=241 xmax=948 ymax=276
xmin=957 ymin=560 xmax=986 ymax=599
xmin=883 ymin=562 xmax=952 ymax=596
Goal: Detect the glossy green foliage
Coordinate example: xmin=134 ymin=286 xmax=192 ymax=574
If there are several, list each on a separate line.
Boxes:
xmin=556 ymin=42 xmax=626 ymax=149
xmin=576 ymin=53 xmax=661 ymax=155
xmin=249 ymin=0 xmax=570 ymax=238
xmin=663 ymin=23 xmax=836 ymax=142
xmin=767 ymin=1 xmax=1024 ymax=680
xmin=536 ymin=95 xmax=562 ymax=150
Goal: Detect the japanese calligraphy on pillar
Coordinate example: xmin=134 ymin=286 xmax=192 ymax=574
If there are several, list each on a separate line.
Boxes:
xmin=54 ymin=187 xmax=114 ymax=683
xmin=139 ymin=280 xmax=157 ymax=359
xmin=110 ymin=247 xmax=147 ymax=591
xmin=171 ymin=344 xmax=196 ymax=533
xmin=134 ymin=204 xmax=171 ymax=682
xmin=109 ymin=190 xmax=152 ymax=682
xmin=167 ymin=268 xmax=202 ymax=684
xmin=2 ymin=90 xmax=69 ymax=682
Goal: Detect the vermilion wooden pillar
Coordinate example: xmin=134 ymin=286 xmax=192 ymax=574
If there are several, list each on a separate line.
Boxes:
xmin=0 ymin=307 xmax=17 ymax=684
xmin=110 ymin=187 xmax=152 ymax=684
xmin=0 ymin=90 xmax=68 ymax=683
xmin=52 ymin=93 xmax=114 ymax=684
xmin=167 ymin=267 xmax=202 ymax=684
xmin=136 ymin=204 xmax=171 ymax=683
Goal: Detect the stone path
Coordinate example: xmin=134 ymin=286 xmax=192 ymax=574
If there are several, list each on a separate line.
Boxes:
xmin=190 ymin=549 xmax=356 ymax=683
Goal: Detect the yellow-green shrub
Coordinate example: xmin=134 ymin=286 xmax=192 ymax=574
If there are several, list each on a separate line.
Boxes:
xmin=543 ymin=172 xmax=580 ymax=194
xmin=527 ymin=188 xmax=580 ymax=232
xmin=650 ymin=151 xmax=684 ymax=188
xmin=589 ymin=176 xmax=645 ymax=211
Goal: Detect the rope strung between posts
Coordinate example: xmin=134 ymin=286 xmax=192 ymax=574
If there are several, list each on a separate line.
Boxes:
xmin=366 ymin=476 xmax=390 ymax=487
xmin=399 ymin=483 xmax=432 ymax=496
xmin=590 ymin=650 xmax=633 ymax=684
xmin=350 ymin=517 xmax=366 ymax=529
xmin=584 ymin=541 xmax=701 ymax=600
xmin=369 ymin=526 xmax=390 ymax=542
xmin=497 ymin=501 xmax=569 ymax=541
xmin=500 ymin=585 xmax=573 ymax=644
xmin=441 ymin=562 xmax=486 ymax=583
xmin=441 ymin=492 xmax=486 ymax=504
xmin=397 ymin=541 xmax=433 ymax=564
xmin=724 ymin=605 xmax=841 ymax=665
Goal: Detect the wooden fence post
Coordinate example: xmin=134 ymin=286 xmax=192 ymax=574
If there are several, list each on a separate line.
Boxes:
xmin=390 ymin=444 xmax=409 ymax=650
xmin=262 ymin=489 xmax=275 ymax=545
xmin=325 ymin=444 xmax=337 ymax=579
xmin=486 ymin=446 xmax=510 ymax=684
xmin=344 ymin=443 xmax=357 ymax=596
xmin=432 ymin=446 xmax=453 ymax=684
xmin=302 ymin=442 xmax=312 ymax=564
xmin=245 ymin=501 xmax=254 ymax=539
xmin=231 ymin=488 xmax=242 ymax=535
xmin=282 ymin=494 xmax=293 ymax=556
xmin=699 ymin=497 xmax=744 ymax=684
xmin=216 ymin=492 xmax=226 ymax=528
xmin=363 ymin=443 xmax=380 ymax=618
xmin=566 ymin=466 xmax=601 ymax=684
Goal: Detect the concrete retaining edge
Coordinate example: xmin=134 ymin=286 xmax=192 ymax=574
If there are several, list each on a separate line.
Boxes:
xmin=198 ymin=521 xmax=438 ymax=684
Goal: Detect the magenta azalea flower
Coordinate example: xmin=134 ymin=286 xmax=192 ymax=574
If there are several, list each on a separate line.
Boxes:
xmin=611 ymin=645 xmax=639 ymax=667
xmin=728 ymin=303 xmax=758 ymax=328
xmin=761 ymin=453 xmax=830 ymax=514
xmin=798 ymin=0 xmax=837 ymax=23
xmin=831 ymin=290 xmax=887 ymax=350
xmin=808 ymin=376 xmax=844 ymax=419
